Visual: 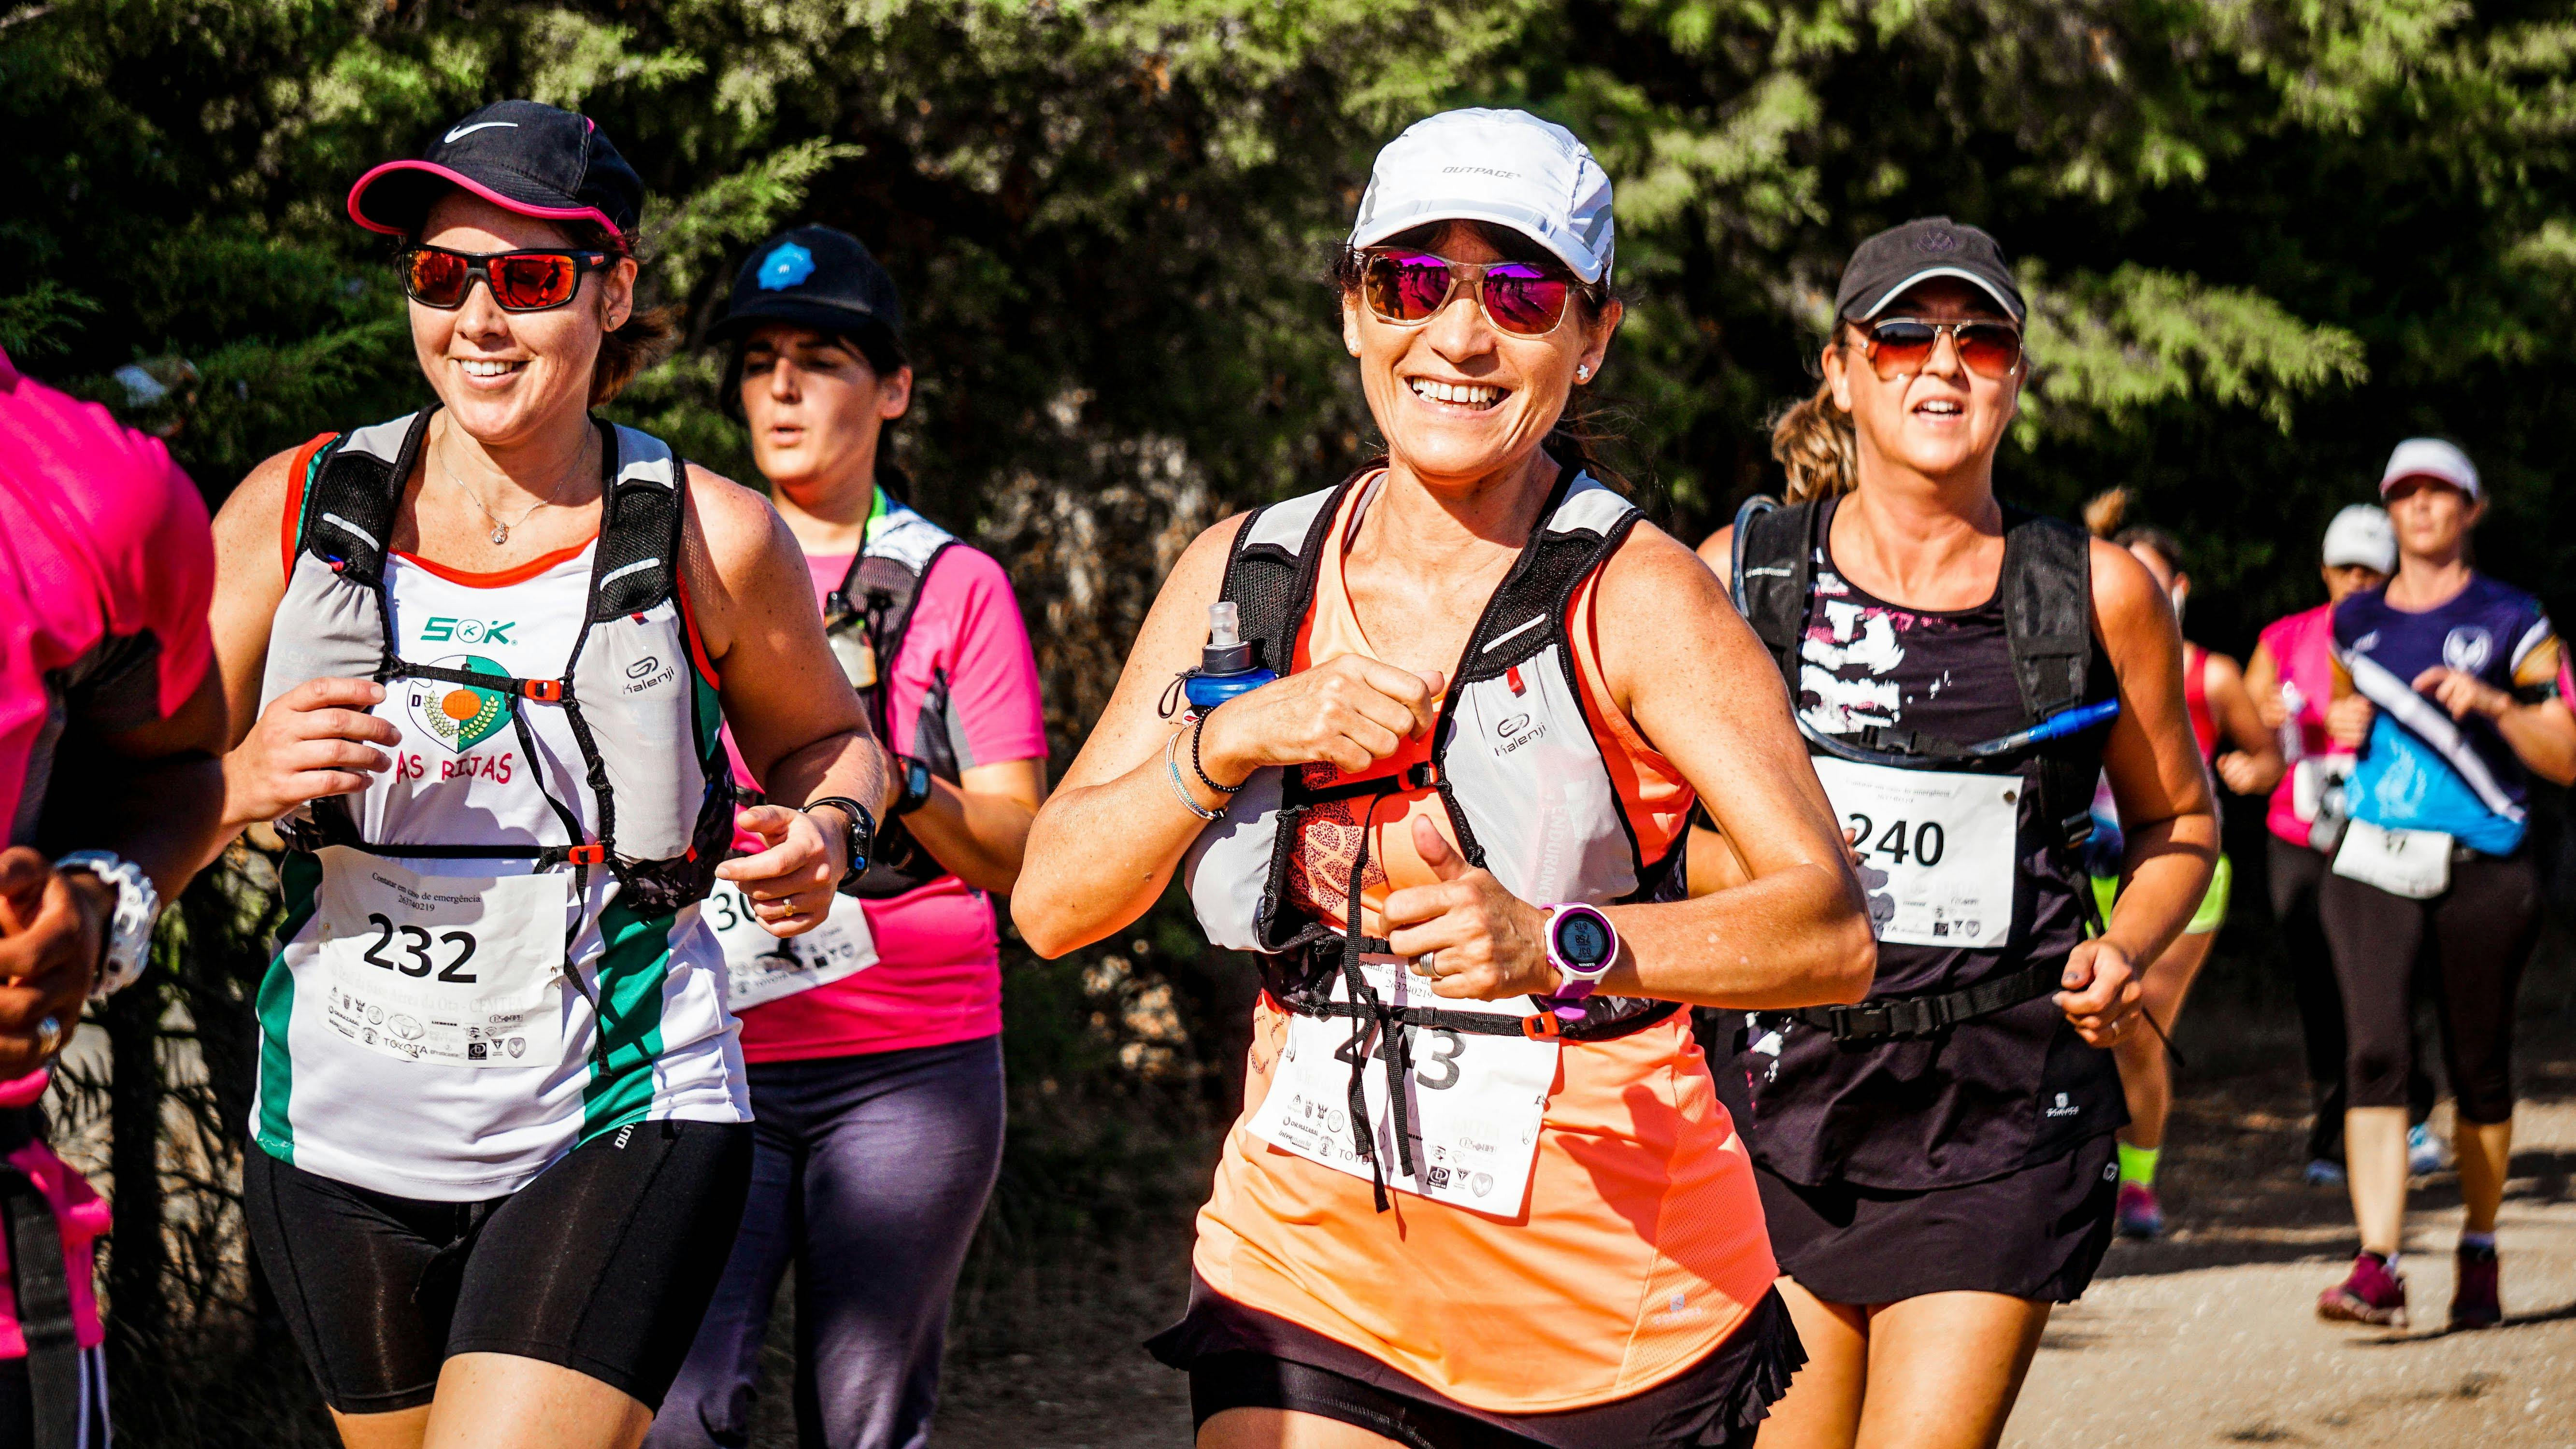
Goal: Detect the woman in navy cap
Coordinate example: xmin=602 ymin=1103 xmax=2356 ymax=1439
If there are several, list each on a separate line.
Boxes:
xmin=204 ymin=102 xmax=892 ymax=1449
xmin=647 ymin=228 xmax=1046 ymax=1449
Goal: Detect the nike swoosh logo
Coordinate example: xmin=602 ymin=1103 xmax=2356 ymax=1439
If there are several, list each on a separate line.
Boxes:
xmin=443 ymin=121 xmax=518 ymax=143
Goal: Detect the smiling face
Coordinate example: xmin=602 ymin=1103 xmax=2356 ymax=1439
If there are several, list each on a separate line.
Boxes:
xmin=739 ymin=324 xmax=913 ymax=506
xmin=2382 ymin=476 xmax=2483 ymax=564
xmin=410 ymin=191 xmax=634 ymax=447
xmin=1823 ymin=278 xmax=2022 ymax=488
xmin=1341 ymin=222 xmax=1621 ymax=493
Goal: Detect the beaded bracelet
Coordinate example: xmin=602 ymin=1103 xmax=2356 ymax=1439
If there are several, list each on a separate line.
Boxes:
xmin=1166 ymin=728 xmax=1223 ymax=821
xmin=1188 ymin=711 xmax=1246 ymax=796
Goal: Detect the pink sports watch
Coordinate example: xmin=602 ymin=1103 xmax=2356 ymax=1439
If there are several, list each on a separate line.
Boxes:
xmin=1541 ymin=903 xmax=1619 ymax=1019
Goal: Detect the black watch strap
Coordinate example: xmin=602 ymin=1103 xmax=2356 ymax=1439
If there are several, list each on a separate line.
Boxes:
xmin=804 ymin=796 xmax=877 ymax=888
xmin=896 ymin=754 xmax=934 ymax=816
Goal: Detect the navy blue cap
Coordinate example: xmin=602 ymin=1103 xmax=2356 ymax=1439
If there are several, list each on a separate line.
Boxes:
xmin=348 ymin=99 xmax=645 ymax=241
xmin=711 ymin=226 xmax=902 ymax=347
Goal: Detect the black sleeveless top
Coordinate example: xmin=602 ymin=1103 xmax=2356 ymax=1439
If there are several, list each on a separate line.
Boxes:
xmin=1739 ymin=496 xmax=2125 ymax=1191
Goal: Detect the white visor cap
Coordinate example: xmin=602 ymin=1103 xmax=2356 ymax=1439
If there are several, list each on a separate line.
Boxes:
xmin=1347 ymin=109 xmax=1614 ymax=284
xmin=2379 ymin=437 xmax=2480 ymax=501
xmin=2320 ymin=504 xmax=2396 ymax=573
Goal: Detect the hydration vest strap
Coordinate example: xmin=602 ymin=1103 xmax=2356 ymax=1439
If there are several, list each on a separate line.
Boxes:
xmin=1787 ymin=959 xmax=2062 ymax=1042
xmin=391 ymin=660 xmax=567 ymax=702
xmin=0 ymin=1110 xmax=80 ymax=1449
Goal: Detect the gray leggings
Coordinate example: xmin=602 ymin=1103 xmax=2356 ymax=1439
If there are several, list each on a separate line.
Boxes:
xmin=647 ymin=1035 xmax=1005 ymax=1449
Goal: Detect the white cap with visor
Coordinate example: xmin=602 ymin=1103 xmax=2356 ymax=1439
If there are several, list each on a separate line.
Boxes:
xmin=2320 ymin=504 xmax=2396 ymax=573
xmin=2379 ymin=437 xmax=2480 ymax=501
xmin=1347 ymin=109 xmax=1615 ymax=284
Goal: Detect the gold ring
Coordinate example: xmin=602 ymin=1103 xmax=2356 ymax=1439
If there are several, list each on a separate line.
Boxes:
xmin=34 ymin=1016 xmax=61 ymax=1058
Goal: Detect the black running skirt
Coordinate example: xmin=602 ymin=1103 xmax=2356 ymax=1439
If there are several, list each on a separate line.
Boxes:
xmin=1759 ymin=1132 xmax=2118 ymax=1306
xmin=1149 ymin=1274 xmax=1804 ymax=1449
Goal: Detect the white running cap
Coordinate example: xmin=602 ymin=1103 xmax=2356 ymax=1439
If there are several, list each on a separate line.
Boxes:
xmin=1347 ymin=109 xmax=1615 ymax=284
xmin=2379 ymin=437 xmax=2480 ymax=501
xmin=2320 ymin=504 xmax=2396 ymax=572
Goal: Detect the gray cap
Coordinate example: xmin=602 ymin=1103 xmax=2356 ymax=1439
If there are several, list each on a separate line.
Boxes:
xmin=1833 ymin=217 xmax=2025 ymax=322
xmin=1347 ymin=109 xmax=1615 ymax=283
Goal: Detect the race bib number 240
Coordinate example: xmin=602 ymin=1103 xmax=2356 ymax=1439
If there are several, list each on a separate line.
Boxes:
xmin=1811 ymin=757 xmax=2020 ymax=949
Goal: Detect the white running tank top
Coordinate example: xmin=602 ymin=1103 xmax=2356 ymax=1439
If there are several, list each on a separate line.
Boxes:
xmin=251 ymin=540 xmax=747 ymax=1201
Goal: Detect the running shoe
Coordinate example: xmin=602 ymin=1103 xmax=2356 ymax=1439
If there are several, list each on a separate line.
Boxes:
xmin=2317 ymin=1252 xmax=2408 ymax=1327
xmin=2115 ymin=1180 xmax=2165 ymax=1239
xmin=2304 ymin=1158 xmax=2348 ymax=1188
xmin=2449 ymin=1244 xmax=2501 ymax=1331
xmin=2407 ymin=1123 xmax=2449 ymax=1177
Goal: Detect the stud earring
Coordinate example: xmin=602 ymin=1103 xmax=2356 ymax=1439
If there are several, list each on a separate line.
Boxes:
xmin=1575 ymin=364 xmax=1591 ymax=382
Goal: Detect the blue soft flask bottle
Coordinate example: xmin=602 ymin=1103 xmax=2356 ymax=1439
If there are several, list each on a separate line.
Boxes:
xmin=1184 ymin=602 xmax=1277 ymax=710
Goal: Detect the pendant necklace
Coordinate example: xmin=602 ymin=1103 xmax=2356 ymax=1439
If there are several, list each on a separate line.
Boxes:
xmin=438 ymin=434 xmax=584 ymax=546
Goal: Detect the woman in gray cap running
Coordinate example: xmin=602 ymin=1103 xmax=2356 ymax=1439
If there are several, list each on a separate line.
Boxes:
xmin=1701 ymin=217 xmax=2209 ymax=1449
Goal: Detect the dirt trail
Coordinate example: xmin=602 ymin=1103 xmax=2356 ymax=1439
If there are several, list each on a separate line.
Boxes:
xmin=2008 ymin=1060 xmax=2576 ymax=1448
xmin=930 ymin=1056 xmax=2576 ymax=1449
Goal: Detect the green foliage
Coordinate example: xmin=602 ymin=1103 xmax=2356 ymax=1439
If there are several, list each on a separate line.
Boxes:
xmin=12 ymin=4 xmax=2576 ymax=1421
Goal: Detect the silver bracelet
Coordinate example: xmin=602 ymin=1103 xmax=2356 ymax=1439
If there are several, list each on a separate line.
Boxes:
xmin=1166 ymin=730 xmax=1224 ymax=822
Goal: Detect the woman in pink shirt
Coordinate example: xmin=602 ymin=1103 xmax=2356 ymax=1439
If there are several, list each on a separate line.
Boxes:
xmin=2243 ymin=504 xmax=2415 ymax=1184
xmin=650 ymin=228 xmax=1047 ymax=1449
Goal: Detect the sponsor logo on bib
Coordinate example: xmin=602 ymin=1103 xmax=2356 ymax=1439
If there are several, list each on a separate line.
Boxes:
xmin=404 ymin=654 xmax=513 ymax=753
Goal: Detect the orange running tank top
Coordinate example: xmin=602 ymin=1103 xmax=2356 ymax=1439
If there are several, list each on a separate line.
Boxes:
xmin=1189 ymin=481 xmax=1778 ymax=1414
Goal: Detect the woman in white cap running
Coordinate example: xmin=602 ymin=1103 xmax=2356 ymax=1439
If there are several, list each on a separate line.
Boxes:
xmin=205 ymin=101 xmax=890 ymax=1449
xmin=2312 ymin=438 xmax=2575 ymax=1331
xmin=2242 ymin=504 xmax=2433 ymax=1186
xmin=1702 ymin=217 xmax=2211 ymax=1449
xmin=1016 ymin=107 xmax=1875 ymax=1449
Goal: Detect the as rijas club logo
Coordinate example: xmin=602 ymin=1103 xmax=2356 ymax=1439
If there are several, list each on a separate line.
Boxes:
xmin=404 ymin=656 xmax=512 ymax=753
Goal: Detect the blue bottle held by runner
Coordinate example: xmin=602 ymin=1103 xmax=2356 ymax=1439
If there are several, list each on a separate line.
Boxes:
xmin=1184 ymin=602 xmax=1277 ymax=709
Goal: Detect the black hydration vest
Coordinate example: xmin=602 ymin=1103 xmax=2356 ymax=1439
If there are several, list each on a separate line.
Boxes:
xmin=1734 ymin=495 xmax=2114 ymax=1043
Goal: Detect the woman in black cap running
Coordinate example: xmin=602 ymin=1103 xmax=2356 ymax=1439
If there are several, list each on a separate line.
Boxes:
xmin=1701 ymin=218 xmax=2214 ymax=1448
xmin=647 ymin=228 xmax=1047 ymax=1449
xmin=206 ymin=102 xmax=890 ymax=1449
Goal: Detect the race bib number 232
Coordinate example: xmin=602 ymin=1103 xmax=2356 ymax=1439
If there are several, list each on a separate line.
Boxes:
xmin=315 ymin=847 xmax=569 ymax=1067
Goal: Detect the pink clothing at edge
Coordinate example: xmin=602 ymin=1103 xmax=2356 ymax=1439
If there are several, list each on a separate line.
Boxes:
xmin=0 ymin=348 xmax=215 ymax=838
xmin=0 ymin=346 xmax=206 ymax=1360
xmin=0 ymin=1072 xmax=106 ymax=1356
xmin=2257 ymin=603 xmax=2338 ymax=848
xmin=725 ymin=542 xmax=1045 ymax=1062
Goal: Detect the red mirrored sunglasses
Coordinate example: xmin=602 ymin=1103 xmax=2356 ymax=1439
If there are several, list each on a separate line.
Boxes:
xmin=1360 ymin=250 xmax=1578 ymax=338
xmin=1858 ymin=317 xmax=2024 ymax=381
xmin=400 ymin=245 xmax=614 ymax=312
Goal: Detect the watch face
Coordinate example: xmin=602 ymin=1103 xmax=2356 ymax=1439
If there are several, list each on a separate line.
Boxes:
xmin=1556 ymin=911 xmax=1612 ymax=966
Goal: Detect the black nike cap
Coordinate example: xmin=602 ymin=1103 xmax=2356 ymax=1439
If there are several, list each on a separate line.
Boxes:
xmin=347 ymin=99 xmax=645 ymax=241
xmin=710 ymin=226 xmax=904 ymax=347
xmin=1832 ymin=216 xmax=2024 ymax=323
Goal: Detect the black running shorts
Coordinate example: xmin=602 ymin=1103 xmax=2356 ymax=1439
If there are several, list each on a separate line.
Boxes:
xmin=243 ymin=1118 xmax=752 ymax=1414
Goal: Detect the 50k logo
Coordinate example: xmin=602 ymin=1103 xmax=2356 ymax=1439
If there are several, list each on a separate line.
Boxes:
xmin=419 ymin=616 xmax=517 ymax=646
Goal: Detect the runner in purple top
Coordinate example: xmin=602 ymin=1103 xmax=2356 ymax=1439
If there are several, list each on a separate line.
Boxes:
xmin=2314 ymin=438 xmax=2575 ymax=1333
xmin=0 ymin=344 xmax=232 ymax=1448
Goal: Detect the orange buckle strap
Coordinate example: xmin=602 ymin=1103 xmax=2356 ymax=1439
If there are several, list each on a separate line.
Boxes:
xmin=520 ymin=678 xmax=564 ymax=702
xmin=565 ymin=843 xmax=607 ymax=865
xmin=1520 ymin=1011 xmax=1562 ymax=1041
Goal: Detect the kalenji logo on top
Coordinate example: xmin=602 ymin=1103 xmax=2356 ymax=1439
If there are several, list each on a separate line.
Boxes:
xmin=419 ymin=616 xmax=517 ymax=646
